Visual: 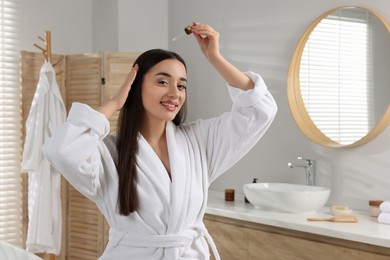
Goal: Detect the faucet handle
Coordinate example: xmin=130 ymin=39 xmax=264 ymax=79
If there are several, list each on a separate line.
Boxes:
xmin=297 ymin=157 xmax=316 ymax=166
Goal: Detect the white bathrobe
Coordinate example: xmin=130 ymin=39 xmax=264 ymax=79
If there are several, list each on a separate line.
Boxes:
xmin=43 ymin=71 xmax=277 ymax=259
xmin=21 ymin=61 xmax=66 ymax=254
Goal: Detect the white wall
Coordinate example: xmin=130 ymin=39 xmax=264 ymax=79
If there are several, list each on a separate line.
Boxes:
xmin=22 ymin=0 xmax=168 ymax=54
xmin=22 ymin=0 xmax=94 ymax=54
xmin=92 ymin=0 xmax=118 ymax=52
xmin=168 ymin=0 xmax=390 ymax=211
xmin=21 ymin=0 xmax=390 ymax=212
xmin=117 ymin=0 xmax=169 ymax=52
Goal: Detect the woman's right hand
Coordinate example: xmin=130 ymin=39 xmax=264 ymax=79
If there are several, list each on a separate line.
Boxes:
xmin=112 ymin=64 xmax=138 ymax=110
xmin=191 ymin=22 xmax=220 ymax=61
xmin=98 ymin=64 xmax=138 ymax=118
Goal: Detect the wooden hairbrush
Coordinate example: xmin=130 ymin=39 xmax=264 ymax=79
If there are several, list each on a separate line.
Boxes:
xmin=307 ymin=214 xmax=358 ymax=223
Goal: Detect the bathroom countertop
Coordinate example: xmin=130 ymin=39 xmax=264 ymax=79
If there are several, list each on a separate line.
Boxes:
xmin=206 ymin=190 xmax=390 ymax=248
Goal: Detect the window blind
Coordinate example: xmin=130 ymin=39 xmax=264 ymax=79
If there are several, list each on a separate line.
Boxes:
xmin=300 ymin=9 xmax=372 ymax=145
xmin=0 ymin=0 xmax=22 ymax=246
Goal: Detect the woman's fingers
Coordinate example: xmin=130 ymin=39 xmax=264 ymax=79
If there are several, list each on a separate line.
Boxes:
xmin=191 ymin=22 xmax=220 ymax=59
xmin=192 ymin=23 xmax=216 ymax=38
xmin=113 ymin=64 xmax=138 ymax=110
xmin=124 ymin=64 xmax=138 ymax=90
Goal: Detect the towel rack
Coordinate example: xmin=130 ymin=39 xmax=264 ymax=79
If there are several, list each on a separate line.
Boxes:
xmin=33 ymin=31 xmax=52 ymax=62
xmin=33 ymin=31 xmax=62 ymax=75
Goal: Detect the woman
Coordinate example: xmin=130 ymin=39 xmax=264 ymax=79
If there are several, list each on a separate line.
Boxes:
xmin=43 ymin=22 xmax=277 ymax=259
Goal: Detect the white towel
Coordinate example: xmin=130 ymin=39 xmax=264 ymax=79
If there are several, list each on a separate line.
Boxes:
xmin=0 ymin=241 xmax=43 ymax=260
xmin=21 ymin=61 xmax=66 ymax=254
xmin=378 ymin=212 xmax=390 ymax=225
xmin=379 ymin=201 xmax=390 ymax=213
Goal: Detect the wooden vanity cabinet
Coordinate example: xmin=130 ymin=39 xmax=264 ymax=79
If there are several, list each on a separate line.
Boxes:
xmin=204 ymin=214 xmax=390 ymax=260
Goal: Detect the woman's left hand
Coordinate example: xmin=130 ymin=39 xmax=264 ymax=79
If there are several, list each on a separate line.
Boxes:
xmin=190 ymin=22 xmax=254 ymax=90
xmin=191 ymin=22 xmax=220 ymax=61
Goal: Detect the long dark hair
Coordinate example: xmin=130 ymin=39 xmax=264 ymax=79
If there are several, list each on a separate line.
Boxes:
xmin=116 ymin=49 xmax=187 ymax=215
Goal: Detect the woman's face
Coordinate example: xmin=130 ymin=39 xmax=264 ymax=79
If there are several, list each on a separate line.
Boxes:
xmin=141 ymin=59 xmax=187 ymax=124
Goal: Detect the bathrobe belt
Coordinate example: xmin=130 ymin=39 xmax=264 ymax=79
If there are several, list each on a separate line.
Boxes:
xmin=109 ymin=227 xmax=221 ymax=260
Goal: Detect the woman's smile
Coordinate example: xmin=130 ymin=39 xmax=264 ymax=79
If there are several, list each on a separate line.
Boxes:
xmin=160 ymin=100 xmax=179 ymax=112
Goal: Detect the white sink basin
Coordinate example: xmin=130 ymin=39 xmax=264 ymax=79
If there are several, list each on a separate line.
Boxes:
xmin=243 ymin=183 xmax=330 ymax=213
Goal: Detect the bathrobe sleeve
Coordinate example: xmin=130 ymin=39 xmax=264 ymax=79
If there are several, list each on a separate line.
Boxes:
xmin=42 ymin=103 xmax=111 ymax=202
xmin=186 ymin=71 xmax=277 ymax=183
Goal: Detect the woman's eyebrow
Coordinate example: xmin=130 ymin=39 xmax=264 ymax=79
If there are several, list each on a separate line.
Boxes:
xmin=155 ymin=72 xmax=187 ymax=82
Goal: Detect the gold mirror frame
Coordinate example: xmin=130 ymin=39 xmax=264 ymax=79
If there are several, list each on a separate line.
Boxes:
xmin=287 ymin=6 xmax=390 ymax=148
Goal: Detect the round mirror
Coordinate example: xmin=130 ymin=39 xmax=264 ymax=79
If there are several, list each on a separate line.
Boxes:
xmin=288 ymin=6 xmax=390 ymax=148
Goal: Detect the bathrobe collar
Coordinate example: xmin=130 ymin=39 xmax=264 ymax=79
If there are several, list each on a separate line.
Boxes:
xmin=138 ymin=121 xmax=189 ymax=233
xmin=165 ymin=121 xmax=190 ymax=233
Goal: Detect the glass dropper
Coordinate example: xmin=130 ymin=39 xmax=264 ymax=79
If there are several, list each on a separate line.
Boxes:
xmin=172 ymin=25 xmax=193 ymax=42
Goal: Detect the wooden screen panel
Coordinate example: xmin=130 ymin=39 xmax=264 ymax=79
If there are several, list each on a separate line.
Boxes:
xmin=65 ymin=53 xmax=106 ymax=259
xmin=65 ymin=53 xmax=103 ymax=110
xmin=20 ymin=51 xmax=67 ymax=260
xmin=103 ymin=52 xmax=140 ymax=133
xmin=67 ymin=187 xmax=105 ymax=259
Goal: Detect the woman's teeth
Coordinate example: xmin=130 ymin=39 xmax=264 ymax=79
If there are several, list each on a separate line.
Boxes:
xmin=161 ymin=102 xmax=177 ymax=108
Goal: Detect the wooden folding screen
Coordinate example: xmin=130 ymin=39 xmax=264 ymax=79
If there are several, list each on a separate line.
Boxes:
xmin=20 ymin=51 xmax=140 ymax=260
xmin=65 ymin=53 xmax=105 ymax=260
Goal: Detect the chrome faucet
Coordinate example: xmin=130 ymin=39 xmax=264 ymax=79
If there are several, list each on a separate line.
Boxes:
xmin=288 ymin=157 xmax=316 ymax=186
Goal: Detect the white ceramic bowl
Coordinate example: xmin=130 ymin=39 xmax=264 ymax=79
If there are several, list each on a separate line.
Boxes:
xmin=243 ymin=183 xmax=330 ymax=213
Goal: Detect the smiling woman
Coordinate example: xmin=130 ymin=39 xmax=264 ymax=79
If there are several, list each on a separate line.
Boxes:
xmin=288 ymin=6 xmax=390 ymax=148
xmin=41 ymin=22 xmax=277 ymax=259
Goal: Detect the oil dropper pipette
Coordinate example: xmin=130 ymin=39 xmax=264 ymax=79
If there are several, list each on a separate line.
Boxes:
xmin=172 ymin=25 xmax=193 ymax=41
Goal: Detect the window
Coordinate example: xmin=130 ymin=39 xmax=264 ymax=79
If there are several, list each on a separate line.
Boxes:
xmin=300 ymin=9 xmax=372 ymax=144
xmin=0 ymin=0 xmax=22 ymax=246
